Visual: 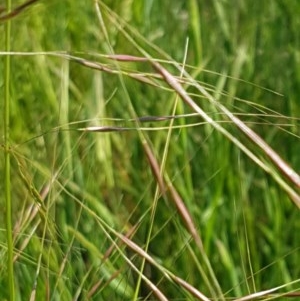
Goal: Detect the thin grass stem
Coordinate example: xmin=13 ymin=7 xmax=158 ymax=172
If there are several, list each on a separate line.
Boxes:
xmin=4 ymin=0 xmax=15 ymax=299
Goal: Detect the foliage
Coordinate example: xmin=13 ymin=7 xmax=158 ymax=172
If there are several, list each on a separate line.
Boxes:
xmin=1 ymin=1 xmax=300 ymax=300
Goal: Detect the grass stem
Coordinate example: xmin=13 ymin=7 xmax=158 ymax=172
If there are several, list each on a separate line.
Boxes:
xmin=4 ymin=0 xmax=15 ymax=299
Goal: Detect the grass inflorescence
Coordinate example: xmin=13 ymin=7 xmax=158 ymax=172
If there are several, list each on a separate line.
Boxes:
xmin=1 ymin=1 xmax=300 ymax=300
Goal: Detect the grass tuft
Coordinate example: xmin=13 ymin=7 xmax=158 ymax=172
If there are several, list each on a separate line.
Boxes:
xmin=1 ymin=1 xmax=300 ymax=300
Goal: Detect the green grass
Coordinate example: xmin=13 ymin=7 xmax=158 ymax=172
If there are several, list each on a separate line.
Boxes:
xmin=3 ymin=0 xmax=15 ymax=299
xmin=1 ymin=1 xmax=300 ymax=300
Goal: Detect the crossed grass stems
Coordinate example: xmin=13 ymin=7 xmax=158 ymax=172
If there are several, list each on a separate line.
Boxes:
xmin=2 ymin=0 xmax=300 ymax=300
xmin=5 ymin=49 xmax=300 ymax=300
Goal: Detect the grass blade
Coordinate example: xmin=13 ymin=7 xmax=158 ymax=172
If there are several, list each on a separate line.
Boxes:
xmin=3 ymin=0 xmax=15 ymax=299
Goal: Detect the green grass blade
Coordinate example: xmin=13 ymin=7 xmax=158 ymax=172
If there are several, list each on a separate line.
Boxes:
xmin=4 ymin=0 xmax=15 ymax=299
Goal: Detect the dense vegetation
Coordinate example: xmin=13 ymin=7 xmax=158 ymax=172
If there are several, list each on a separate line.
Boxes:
xmin=1 ymin=1 xmax=300 ymax=300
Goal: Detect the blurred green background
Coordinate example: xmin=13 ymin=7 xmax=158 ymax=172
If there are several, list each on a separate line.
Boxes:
xmin=1 ymin=0 xmax=300 ymax=300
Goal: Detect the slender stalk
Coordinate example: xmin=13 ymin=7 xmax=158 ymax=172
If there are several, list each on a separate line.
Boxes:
xmin=4 ymin=0 xmax=15 ymax=299
xmin=0 ymin=0 xmax=39 ymax=22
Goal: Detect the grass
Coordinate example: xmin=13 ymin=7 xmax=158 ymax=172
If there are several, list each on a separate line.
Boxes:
xmin=3 ymin=0 xmax=15 ymax=299
xmin=1 ymin=0 xmax=300 ymax=300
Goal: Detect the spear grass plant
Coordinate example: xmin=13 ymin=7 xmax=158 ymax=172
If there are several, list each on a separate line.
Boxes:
xmin=1 ymin=0 xmax=300 ymax=300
